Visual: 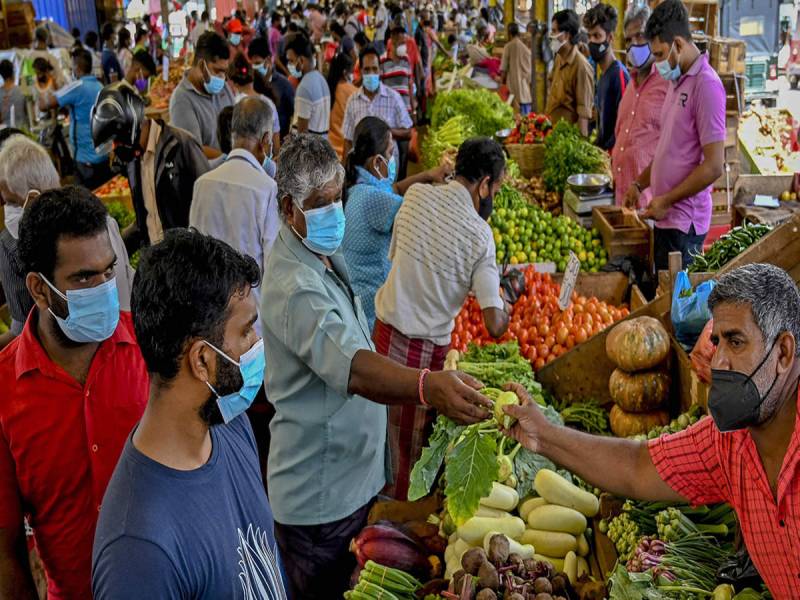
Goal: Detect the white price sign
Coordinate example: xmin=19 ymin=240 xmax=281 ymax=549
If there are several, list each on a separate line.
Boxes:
xmin=557 ymin=251 xmax=581 ymax=310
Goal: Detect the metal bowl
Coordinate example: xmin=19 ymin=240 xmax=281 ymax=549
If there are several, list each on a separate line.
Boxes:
xmin=567 ymin=173 xmax=611 ymax=194
xmin=495 ymin=128 xmax=513 ymax=142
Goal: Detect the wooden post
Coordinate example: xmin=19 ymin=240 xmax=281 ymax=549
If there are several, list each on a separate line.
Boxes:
xmin=668 ymin=251 xmax=683 ymax=299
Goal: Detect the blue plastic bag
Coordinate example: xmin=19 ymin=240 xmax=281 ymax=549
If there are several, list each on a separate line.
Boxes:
xmin=672 ymin=271 xmax=716 ymax=350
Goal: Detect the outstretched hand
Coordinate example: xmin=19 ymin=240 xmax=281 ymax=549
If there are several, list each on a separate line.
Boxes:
xmin=501 ymin=382 xmax=552 ymax=453
xmin=424 ymin=370 xmax=492 ymax=424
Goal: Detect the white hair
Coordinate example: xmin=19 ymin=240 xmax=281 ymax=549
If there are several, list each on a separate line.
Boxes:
xmin=624 ymin=4 xmax=651 ymax=30
xmin=276 ymin=134 xmax=344 ymax=218
xmin=0 ymin=136 xmax=60 ymax=199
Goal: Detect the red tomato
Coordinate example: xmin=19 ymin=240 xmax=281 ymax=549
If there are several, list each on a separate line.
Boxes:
xmin=566 ymin=334 xmax=575 ymax=349
xmin=534 ymin=357 xmax=546 ymax=370
xmin=536 ymin=343 xmax=550 ymax=359
xmin=544 ymin=334 xmax=556 ymax=349
xmin=556 ymin=326 xmax=569 ymax=345
xmin=575 ymin=327 xmax=588 ymax=344
xmin=518 ymin=328 xmax=529 ymax=345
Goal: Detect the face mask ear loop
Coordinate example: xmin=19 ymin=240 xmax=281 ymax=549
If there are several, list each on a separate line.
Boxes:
xmin=744 ymin=336 xmax=781 ymax=386
xmin=202 ymin=340 xmax=240 ymax=367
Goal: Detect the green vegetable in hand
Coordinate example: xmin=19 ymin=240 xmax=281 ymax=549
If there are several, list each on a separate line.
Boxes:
xmin=493 ymin=390 xmax=520 ymax=429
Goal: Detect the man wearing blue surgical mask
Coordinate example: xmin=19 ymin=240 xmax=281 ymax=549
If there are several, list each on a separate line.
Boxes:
xmin=286 ymin=32 xmax=330 ymax=135
xmin=93 ymin=229 xmax=289 ymax=599
xmin=0 ymin=186 xmax=147 ymax=599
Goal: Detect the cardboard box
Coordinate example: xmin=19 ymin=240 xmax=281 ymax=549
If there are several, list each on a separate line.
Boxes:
xmin=710 ymin=37 xmax=746 ymax=75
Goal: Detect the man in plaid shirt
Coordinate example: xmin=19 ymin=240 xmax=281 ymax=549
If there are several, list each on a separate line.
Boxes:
xmin=504 ymin=264 xmax=800 ymax=598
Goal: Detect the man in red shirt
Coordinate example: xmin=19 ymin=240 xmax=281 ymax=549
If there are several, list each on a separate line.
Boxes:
xmin=0 ymin=186 xmax=148 ymax=599
xmin=504 ymin=263 xmax=800 ymax=598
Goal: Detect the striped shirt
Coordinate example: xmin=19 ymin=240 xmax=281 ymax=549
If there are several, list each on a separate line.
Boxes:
xmin=374 ymin=181 xmax=504 ymax=345
xmin=0 ymin=229 xmax=28 ymax=335
xmin=380 ymin=56 xmax=413 ymax=113
xmin=294 ymin=70 xmax=330 ymax=134
xmin=342 ymin=84 xmax=413 ymax=158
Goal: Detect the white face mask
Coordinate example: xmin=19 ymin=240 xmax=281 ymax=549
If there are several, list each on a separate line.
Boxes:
xmin=397 ymin=43 xmax=408 ymax=58
xmin=3 ymin=204 xmax=23 ymax=239
xmin=549 ymin=33 xmax=566 ymax=55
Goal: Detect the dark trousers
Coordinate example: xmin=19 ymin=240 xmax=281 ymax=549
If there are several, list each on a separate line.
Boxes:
xmin=76 ymin=160 xmax=113 ymax=191
xmin=275 ymin=501 xmax=373 ymax=600
xmin=397 ymin=138 xmax=409 ymax=181
xmin=654 ymin=224 xmax=706 ymax=271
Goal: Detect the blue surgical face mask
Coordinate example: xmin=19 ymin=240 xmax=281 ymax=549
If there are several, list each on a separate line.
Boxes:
xmin=363 ymin=73 xmax=381 ymax=92
xmin=627 ymin=43 xmax=652 ymax=70
xmin=204 ymin=338 xmax=265 ymax=424
xmin=655 ymin=43 xmax=681 ymax=81
xmin=295 ymin=201 xmax=346 ymax=256
xmin=254 ymin=63 xmax=268 ymax=76
xmin=378 ymin=154 xmax=397 ymax=184
xmin=288 ymin=61 xmax=303 ymax=79
xmin=230 ymin=33 xmax=241 ymax=46
xmin=203 ymin=62 xmax=226 ymax=94
xmin=40 ymin=274 xmax=120 ymax=343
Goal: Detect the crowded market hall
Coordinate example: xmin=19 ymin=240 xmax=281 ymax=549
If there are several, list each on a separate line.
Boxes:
xmin=1 ymin=0 xmax=800 ymax=598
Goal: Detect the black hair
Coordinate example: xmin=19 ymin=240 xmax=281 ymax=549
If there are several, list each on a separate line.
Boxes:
xmin=330 ymin=21 xmax=347 ymax=39
xmin=35 ymin=27 xmax=49 ymax=43
xmin=71 ymin=48 xmax=93 ymax=75
xmin=217 ymin=105 xmax=234 ymax=154
xmin=71 ymin=27 xmax=81 ymax=39
xmin=285 ymin=32 xmax=314 ymax=59
xmin=228 ymin=52 xmax=253 ymax=86
xmin=118 ymin=27 xmax=131 ymax=49
xmin=18 ymin=185 xmax=109 ymax=280
xmin=85 ymin=31 xmax=99 ymax=49
xmin=248 ymin=36 xmax=271 ymax=59
xmin=455 ymin=137 xmax=505 ymax=185
xmin=508 ymin=22 xmax=520 ymax=37
xmin=354 ymin=31 xmax=370 ymax=48
xmin=0 ymin=128 xmax=24 ymax=149
xmin=201 ymin=11 xmax=209 ymax=21
xmin=327 ymin=52 xmax=354 ymax=108
xmin=552 ymin=9 xmax=580 ymax=42
xmin=101 ymin=22 xmax=115 ymax=42
xmin=645 ymin=0 xmax=691 ymax=44
xmin=132 ymin=49 xmax=156 ymax=76
xmin=131 ymin=229 xmax=260 ymax=383
xmin=583 ymin=3 xmax=618 ymax=35
xmin=0 ymin=60 xmax=13 ymax=80
xmin=135 ymin=28 xmax=148 ymax=43
xmin=345 ymin=116 xmax=392 ymax=199
xmin=359 ymin=44 xmax=380 ymax=67
xmin=194 ymin=31 xmax=231 ymax=65
xmin=32 ymin=57 xmax=53 ymax=74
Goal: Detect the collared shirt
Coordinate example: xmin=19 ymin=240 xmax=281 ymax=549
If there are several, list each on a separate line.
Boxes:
xmin=342 ymin=84 xmax=413 ymax=158
xmin=649 ymin=389 xmax=800 ymax=598
xmin=294 ymin=70 xmax=330 ymax=134
xmin=612 ymin=64 xmax=669 ymax=206
xmin=0 ymin=311 xmax=148 ymax=600
xmin=141 ymin=119 xmax=164 ymax=244
xmin=374 ymin=181 xmax=504 ymax=346
xmin=261 ymin=226 xmax=388 ymax=526
xmin=190 ymin=148 xmax=279 ymax=335
xmin=381 ymin=55 xmax=413 ymax=112
xmin=545 ymin=45 xmax=595 ymax=125
xmin=169 ymin=74 xmax=235 ymax=150
xmin=55 ymin=75 xmax=108 ymax=164
xmin=651 ymin=53 xmax=726 ymax=235
xmin=329 ymin=80 xmax=358 ymax=159
xmin=501 ymin=36 xmax=532 ymax=105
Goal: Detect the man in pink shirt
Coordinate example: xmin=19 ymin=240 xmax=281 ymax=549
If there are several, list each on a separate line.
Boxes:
xmin=612 ymin=5 xmax=668 ymax=208
xmin=624 ymin=0 xmax=725 ymax=270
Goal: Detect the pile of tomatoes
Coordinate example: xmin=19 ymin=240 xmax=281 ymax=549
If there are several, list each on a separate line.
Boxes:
xmin=451 ymin=267 xmax=630 ymax=370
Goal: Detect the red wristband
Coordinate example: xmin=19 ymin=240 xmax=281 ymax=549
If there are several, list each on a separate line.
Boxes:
xmin=418 ymin=368 xmax=431 ymax=407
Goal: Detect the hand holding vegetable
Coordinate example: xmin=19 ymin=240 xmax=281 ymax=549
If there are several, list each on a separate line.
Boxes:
xmin=499 ymin=382 xmax=555 ymax=453
xmin=424 ymin=370 xmax=494 ymax=424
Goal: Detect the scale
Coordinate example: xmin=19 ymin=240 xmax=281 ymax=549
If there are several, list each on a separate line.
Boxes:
xmin=562 ymin=174 xmax=615 ymax=228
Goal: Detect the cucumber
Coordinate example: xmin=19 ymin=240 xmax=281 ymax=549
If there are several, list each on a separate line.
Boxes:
xmin=457 ymin=515 xmax=525 ymax=545
xmin=518 ymin=496 xmax=548 ymax=521
xmin=527 ymin=505 xmax=587 ymax=535
xmin=576 ymin=532 xmax=590 ymax=557
xmin=480 ymin=481 xmax=520 ymax=511
xmin=520 ymin=529 xmax=577 ymax=558
xmin=564 ymin=551 xmax=578 ymax=585
xmin=534 ymin=469 xmax=599 ymax=517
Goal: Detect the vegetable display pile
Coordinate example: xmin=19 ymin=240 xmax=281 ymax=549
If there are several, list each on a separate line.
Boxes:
xmin=504 ymin=167 xmax=561 ymax=214
xmin=431 ymin=89 xmax=514 ymax=138
xmin=346 ymin=560 xmax=423 ymax=600
xmin=105 ymin=201 xmax=135 ymax=230
xmin=687 ymin=222 xmax=771 ymax=273
xmin=506 ymin=113 xmax=553 ymax=144
xmin=452 ymin=343 xmax=544 ymax=400
xmin=451 ymin=269 xmax=629 ymax=369
xmin=422 ymin=115 xmax=475 ymax=169
xmin=490 ymin=184 xmax=607 ymax=270
xmin=94 ymin=175 xmax=130 ymax=197
xmin=542 ymin=121 xmax=610 ymax=194
xmin=629 ymin=404 xmax=705 ymax=441
xmin=554 ymin=399 xmax=610 ymax=436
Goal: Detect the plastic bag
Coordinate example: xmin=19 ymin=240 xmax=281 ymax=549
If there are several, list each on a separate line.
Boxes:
xmin=690 ymin=319 xmax=715 ymax=384
xmin=672 ymin=271 xmax=715 ymax=350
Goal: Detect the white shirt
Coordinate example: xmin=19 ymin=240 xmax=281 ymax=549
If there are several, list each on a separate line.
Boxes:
xmin=189 ymin=149 xmax=280 ymax=334
xmin=374 ymin=180 xmax=504 ymax=345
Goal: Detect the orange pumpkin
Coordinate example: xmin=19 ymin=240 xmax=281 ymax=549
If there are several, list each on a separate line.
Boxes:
xmin=609 ymin=404 xmax=669 ymax=437
xmin=606 ymin=316 xmax=670 ymax=372
xmin=609 ymin=369 xmax=670 ymax=413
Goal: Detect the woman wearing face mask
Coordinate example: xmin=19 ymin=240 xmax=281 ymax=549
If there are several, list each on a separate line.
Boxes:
xmin=228 ymin=53 xmax=282 ymax=157
xmin=122 ymin=49 xmax=157 ymax=96
xmin=117 ymin=27 xmax=134 ymax=75
xmin=326 ymin=53 xmax=358 ymax=159
xmin=341 ymin=116 xmax=451 ymax=330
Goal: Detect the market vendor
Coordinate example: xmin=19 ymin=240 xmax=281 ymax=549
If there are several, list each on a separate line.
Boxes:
xmin=121 ymin=49 xmax=157 ymax=96
xmin=611 ymin=5 xmax=668 ymax=208
xmin=623 ymin=0 xmax=725 ymax=270
xmin=261 ymin=134 xmax=493 ymax=600
xmin=374 ymin=137 xmax=510 ymax=499
xmin=545 ymin=9 xmax=594 ymax=137
xmin=504 ymin=263 xmax=800 ymax=598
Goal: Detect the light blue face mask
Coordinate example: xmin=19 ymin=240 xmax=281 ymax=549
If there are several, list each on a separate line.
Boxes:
xmin=295 ymin=201 xmax=346 ymax=256
xmin=288 ymin=62 xmax=303 ymax=79
xmin=204 ymin=338 xmax=265 ymax=424
xmin=379 ymin=154 xmax=397 ymax=184
xmin=655 ymin=43 xmax=681 ymax=81
xmin=40 ymin=274 xmax=120 ymax=343
xmin=229 ymin=33 xmax=242 ymax=46
xmin=363 ymin=73 xmax=381 ymax=92
xmin=203 ymin=62 xmax=226 ymax=94
xmin=254 ymin=63 xmax=268 ymax=77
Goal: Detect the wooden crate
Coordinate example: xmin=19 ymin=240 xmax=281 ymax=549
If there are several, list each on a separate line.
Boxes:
xmin=721 ymin=74 xmax=745 ymax=114
xmin=710 ymin=37 xmax=746 ymax=75
xmin=687 ymin=0 xmax=718 ymax=37
xmin=552 ymin=271 xmax=631 ymax=306
xmin=5 ymin=2 xmax=34 ymax=29
xmin=592 ymin=206 xmax=650 ymax=260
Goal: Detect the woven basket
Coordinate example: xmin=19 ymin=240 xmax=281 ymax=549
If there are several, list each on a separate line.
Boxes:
xmin=505 ymin=143 xmax=545 ymax=178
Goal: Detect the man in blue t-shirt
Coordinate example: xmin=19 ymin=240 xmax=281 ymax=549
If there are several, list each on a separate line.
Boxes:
xmin=584 ymin=4 xmax=630 ymax=151
xmin=92 ymin=229 xmax=288 ymax=600
xmin=41 ymin=48 xmax=111 ymax=189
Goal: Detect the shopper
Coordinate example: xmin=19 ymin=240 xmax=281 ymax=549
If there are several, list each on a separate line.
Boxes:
xmin=226 ymin=17 xmax=245 ymax=52
xmin=505 ymin=263 xmax=800 ymax=598
xmin=373 ymin=0 xmax=389 ymax=54
xmin=169 ymin=31 xmax=235 ymax=159
xmin=0 ymin=60 xmax=27 ymax=127
xmin=327 ymin=52 xmax=358 ymax=159
xmin=116 ymin=27 xmax=134 ymax=75
xmin=92 ymin=229 xmax=288 ymax=599
xmin=92 ymin=83 xmax=209 ymax=248
xmin=612 ymin=5 xmax=668 ymax=208
xmin=373 ymin=138 xmax=509 ymax=499
xmin=30 ymin=26 xmax=66 ymax=88
xmin=228 ymin=53 xmax=281 ymax=155
xmin=342 ymin=46 xmax=412 ymax=165
xmin=545 ymin=9 xmax=594 ymax=136
xmin=0 ymin=186 xmax=148 ymax=600
xmin=121 ymin=49 xmax=156 ymax=95
xmin=624 ymin=0 xmax=725 ymax=269
xmin=261 ymin=134 xmax=493 ymax=600
xmin=189 ymin=10 xmax=210 ymax=47
xmin=501 ymin=23 xmax=533 ymax=116
xmin=39 ymin=48 xmax=111 ymax=189
xmin=342 ymin=116 xmax=451 ymax=330
xmin=190 ymin=97 xmax=279 ymax=331
xmin=331 ymin=21 xmax=356 ymax=63
xmin=308 ymin=4 xmax=327 ymax=43
xmin=100 ymin=23 xmax=123 ymax=83
xmin=133 ymin=27 xmax=149 ymax=53
xmin=249 ymin=36 xmax=295 ymax=139
xmin=286 ymin=33 xmax=330 ymax=135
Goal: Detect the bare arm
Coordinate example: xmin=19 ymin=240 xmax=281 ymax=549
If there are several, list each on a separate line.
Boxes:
xmin=295 ymin=117 xmax=310 ymax=133
xmin=393 ymin=163 xmax=451 ymax=196
xmin=202 ymin=145 xmax=222 ymax=159
xmin=0 ymin=525 xmax=37 ymax=600
xmin=482 ymin=306 xmax=510 ymax=340
xmin=390 ymin=127 xmax=412 ymax=141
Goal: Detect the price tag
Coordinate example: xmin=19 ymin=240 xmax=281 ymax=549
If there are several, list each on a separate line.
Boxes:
xmin=558 ymin=251 xmax=581 ymax=310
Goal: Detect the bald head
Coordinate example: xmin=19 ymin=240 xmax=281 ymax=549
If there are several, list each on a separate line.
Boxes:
xmin=232 ymin=96 xmax=274 ymax=145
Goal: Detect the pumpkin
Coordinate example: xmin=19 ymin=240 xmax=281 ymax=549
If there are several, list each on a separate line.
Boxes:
xmin=609 ymin=369 xmax=670 ymax=413
xmin=606 ymin=316 xmax=670 ymax=372
xmin=609 ymin=404 xmax=669 ymax=437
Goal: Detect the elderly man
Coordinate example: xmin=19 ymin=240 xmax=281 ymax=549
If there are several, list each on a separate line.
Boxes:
xmin=0 ymin=135 xmax=133 ymax=350
xmin=190 ymin=97 xmax=279 ymax=333
xmin=611 ymin=5 xmax=668 ymax=208
xmin=505 ymin=263 xmax=800 ymax=598
xmin=261 ymin=134 xmax=493 ymax=600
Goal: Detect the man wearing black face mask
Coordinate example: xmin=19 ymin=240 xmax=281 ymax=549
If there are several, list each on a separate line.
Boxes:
xmin=501 ymin=263 xmax=800 ymax=598
xmin=91 ymin=83 xmax=209 ymax=252
xmin=584 ymin=3 xmax=629 ymax=151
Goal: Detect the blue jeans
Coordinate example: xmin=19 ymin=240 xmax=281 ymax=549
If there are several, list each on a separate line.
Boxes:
xmin=519 ymin=103 xmax=532 ymax=116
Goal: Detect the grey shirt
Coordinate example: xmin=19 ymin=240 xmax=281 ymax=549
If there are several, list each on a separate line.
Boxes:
xmin=168 ymin=75 xmax=234 ymax=150
xmin=261 ymin=226 xmax=389 ymax=526
xmin=0 ymin=86 xmax=26 ymax=128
